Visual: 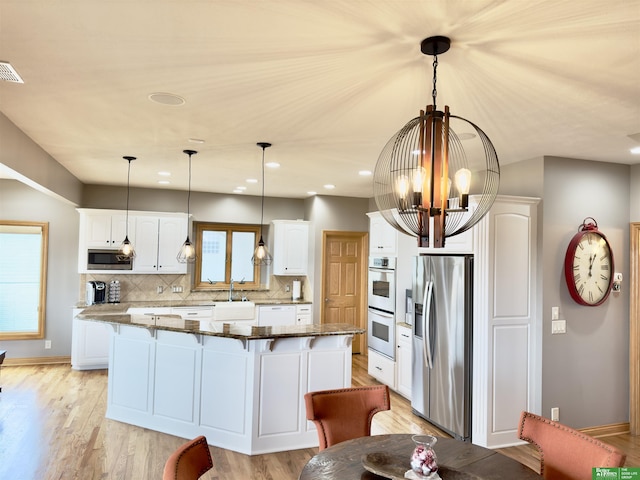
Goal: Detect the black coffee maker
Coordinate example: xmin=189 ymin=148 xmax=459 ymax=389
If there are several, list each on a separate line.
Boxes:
xmin=86 ymin=281 xmax=107 ymax=305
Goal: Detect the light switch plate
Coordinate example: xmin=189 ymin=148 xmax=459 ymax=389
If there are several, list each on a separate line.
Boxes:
xmin=552 ymin=320 xmax=566 ymax=334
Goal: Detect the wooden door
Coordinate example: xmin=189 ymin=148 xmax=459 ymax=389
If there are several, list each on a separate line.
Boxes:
xmin=321 ymin=231 xmax=368 ymax=354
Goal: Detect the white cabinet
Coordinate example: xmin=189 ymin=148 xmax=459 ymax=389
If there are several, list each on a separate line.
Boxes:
xmin=296 ymin=304 xmax=312 ymax=325
xmin=272 ymin=220 xmax=309 ymax=275
xmin=82 ymin=211 xmax=134 ymax=248
xmin=395 ymin=324 xmax=412 ymax=399
xmin=71 ymin=308 xmax=111 ymax=370
xmin=367 ymin=211 xmax=397 ymax=255
xmin=367 ymin=348 xmax=395 ymax=388
xmin=134 ymin=215 xmax=187 ymax=273
xmin=257 ymin=305 xmax=296 ymax=326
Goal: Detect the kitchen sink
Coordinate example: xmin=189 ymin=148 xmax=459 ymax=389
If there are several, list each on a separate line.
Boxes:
xmin=211 ymin=301 xmax=255 ymax=321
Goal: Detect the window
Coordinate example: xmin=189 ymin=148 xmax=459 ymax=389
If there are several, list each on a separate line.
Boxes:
xmin=0 ymin=221 xmax=48 ymax=339
xmin=193 ymin=222 xmax=262 ymax=290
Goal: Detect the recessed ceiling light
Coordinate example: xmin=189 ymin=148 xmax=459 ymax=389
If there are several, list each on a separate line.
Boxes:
xmin=158 ymin=171 xmax=171 ymax=177
xmin=359 ymin=170 xmax=372 ymax=176
xmin=236 ymin=186 xmax=247 ymax=191
xmin=148 ymin=92 xmax=186 ymax=106
xmin=233 ymin=189 xmax=244 ymax=194
xmin=324 ymin=184 xmax=335 ymax=190
xmin=158 ymin=180 xmax=170 ymax=185
xmin=307 ymin=191 xmax=317 ymax=196
xmin=458 ymin=132 xmax=476 ymax=141
xmin=246 ymin=178 xmax=258 ymax=183
xmin=188 ymin=138 xmax=205 ymax=144
xmin=631 ymin=146 xmax=640 ymax=154
xmin=266 ymin=162 xmax=280 ymax=168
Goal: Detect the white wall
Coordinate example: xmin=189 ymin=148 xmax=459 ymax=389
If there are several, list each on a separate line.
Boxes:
xmin=0 ymin=180 xmax=79 ymax=359
xmin=304 ymin=195 xmax=370 ymax=322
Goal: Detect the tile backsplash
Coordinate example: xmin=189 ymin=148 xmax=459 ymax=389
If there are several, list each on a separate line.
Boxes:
xmin=79 ymin=273 xmax=307 ymax=304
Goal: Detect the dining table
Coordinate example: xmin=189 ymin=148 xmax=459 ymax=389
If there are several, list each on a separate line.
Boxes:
xmin=298 ymin=434 xmax=543 ymax=480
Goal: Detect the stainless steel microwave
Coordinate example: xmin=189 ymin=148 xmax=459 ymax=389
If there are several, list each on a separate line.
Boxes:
xmin=87 ymin=249 xmax=133 ymax=270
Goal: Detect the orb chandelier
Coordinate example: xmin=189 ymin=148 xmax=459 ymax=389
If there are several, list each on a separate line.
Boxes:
xmin=373 ymin=36 xmax=500 ymax=248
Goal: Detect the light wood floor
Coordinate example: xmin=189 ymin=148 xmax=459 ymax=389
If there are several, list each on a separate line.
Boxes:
xmin=0 ymin=355 xmax=637 ymax=479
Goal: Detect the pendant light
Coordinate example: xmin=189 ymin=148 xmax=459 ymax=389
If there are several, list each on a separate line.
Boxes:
xmin=177 ymin=149 xmax=197 ymax=263
xmin=117 ymin=156 xmax=136 ymax=260
xmin=252 ymin=142 xmax=273 ymax=266
xmin=373 ymin=36 xmax=500 ymax=248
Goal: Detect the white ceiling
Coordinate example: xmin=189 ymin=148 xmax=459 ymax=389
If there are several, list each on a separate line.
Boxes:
xmin=1 ymin=0 xmax=639 ymax=200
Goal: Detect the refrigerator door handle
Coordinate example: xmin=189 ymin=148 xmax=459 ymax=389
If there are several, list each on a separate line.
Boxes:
xmin=423 ymin=280 xmax=434 ymax=369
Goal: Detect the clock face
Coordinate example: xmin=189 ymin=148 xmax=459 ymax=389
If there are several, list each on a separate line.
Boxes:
xmin=566 ymin=231 xmax=613 ymax=306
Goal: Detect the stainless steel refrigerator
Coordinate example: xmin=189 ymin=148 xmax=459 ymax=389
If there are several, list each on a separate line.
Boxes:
xmin=412 ymin=254 xmax=473 ymax=441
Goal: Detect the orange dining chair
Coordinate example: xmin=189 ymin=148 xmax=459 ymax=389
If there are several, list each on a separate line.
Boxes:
xmin=304 ymin=385 xmax=391 ymax=450
xmin=163 ymin=435 xmax=214 ymax=480
xmin=517 ymin=411 xmax=626 ymax=480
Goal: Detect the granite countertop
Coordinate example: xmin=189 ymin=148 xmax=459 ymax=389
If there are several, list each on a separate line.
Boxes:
xmin=76 ymin=299 xmax=312 ymax=310
xmin=77 ymin=312 xmax=363 ymax=340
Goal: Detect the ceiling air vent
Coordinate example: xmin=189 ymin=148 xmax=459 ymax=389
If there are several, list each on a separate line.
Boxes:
xmin=0 ymin=62 xmax=25 ymax=83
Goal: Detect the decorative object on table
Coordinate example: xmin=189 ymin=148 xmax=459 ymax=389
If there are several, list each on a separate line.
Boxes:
xmin=517 ymin=411 xmax=626 ymax=479
xmin=177 ymin=149 xmax=197 ymax=263
xmin=410 ymin=435 xmax=438 ymax=478
xmin=373 ymin=35 xmax=499 ymax=248
xmin=252 ymin=142 xmax=273 ymax=266
xmin=361 ymin=451 xmax=481 ymax=480
xmin=304 ymin=385 xmax=390 ymax=450
xmin=563 ymin=217 xmax=615 ymax=306
xmin=108 ymin=280 xmax=120 ymax=303
xmin=117 ymin=156 xmax=136 ymax=260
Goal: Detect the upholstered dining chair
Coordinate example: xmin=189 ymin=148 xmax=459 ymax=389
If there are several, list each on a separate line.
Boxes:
xmin=163 ymin=435 xmax=214 ymax=480
xmin=517 ymin=411 xmax=626 ymax=480
xmin=304 ymin=385 xmax=391 ymax=450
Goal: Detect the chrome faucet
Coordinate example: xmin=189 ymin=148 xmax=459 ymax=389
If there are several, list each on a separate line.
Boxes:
xmin=228 ymin=279 xmax=235 ymax=302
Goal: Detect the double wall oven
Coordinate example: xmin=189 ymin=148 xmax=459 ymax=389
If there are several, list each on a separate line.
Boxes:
xmin=367 ymin=256 xmax=396 ymax=359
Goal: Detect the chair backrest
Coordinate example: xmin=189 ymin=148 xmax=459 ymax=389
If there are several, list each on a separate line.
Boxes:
xmin=163 ymin=435 xmax=214 ymax=480
xmin=517 ymin=411 xmax=626 ymax=480
xmin=304 ymin=385 xmax=391 ymax=450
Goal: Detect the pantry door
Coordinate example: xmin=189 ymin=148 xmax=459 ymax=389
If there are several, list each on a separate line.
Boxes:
xmin=321 ymin=231 xmax=367 ymax=354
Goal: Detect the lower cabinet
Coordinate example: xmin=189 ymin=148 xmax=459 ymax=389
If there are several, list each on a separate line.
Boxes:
xmin=296 ymin=304 xmax=312 ymax=325
xmin=71 ymin=308 xmax=111 ymax=370
xmin=395 ymin=324 xmax=412 ymax=399
xmin=367 ymin=348 xmax=395 ymax=388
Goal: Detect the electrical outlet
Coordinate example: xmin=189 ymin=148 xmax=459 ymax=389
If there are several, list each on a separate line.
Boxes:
xmin=157 ymin=286 xmax=163 ymax=294
xmin=551 ymin=407 xmax=559 ymax=422
xmin=285 ymin=285 xmax=290 ymax=292
xmin=44 ymin=340 xmax=51 ymax=349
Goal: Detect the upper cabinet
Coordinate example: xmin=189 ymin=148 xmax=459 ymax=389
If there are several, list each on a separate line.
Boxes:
xmin=77 ymin=209 xmax=187 ymax=274
xmin=83 ymin=212 xmax=134 ymax=248
xmin=367 ymin=211 xmax=397 ymax=256
xmin=272 ymin=220 xmax=309 ymax=276
xmin=134 ymin=215 xmax=187 ymax=274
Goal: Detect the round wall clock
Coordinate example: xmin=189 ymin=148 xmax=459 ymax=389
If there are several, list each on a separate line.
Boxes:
xmin=563 ymin=217 xmax=615 ymax=306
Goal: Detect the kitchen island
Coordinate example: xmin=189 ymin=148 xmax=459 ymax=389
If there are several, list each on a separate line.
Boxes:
xmin=77 ymin=309 xmax=363 ymax=455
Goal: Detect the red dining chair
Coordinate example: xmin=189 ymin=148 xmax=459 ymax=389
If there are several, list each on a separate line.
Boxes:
xmin=517 ymin=411 xmax=626 ymax=480
xmin=163 ymin=435 xmax=213 ymax=480
xmin=304 ymin=385 xmax=391 ymax=450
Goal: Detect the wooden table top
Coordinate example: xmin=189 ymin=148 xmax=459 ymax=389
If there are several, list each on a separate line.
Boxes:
xmin=298 ymin=434 xmax=542 ymax=480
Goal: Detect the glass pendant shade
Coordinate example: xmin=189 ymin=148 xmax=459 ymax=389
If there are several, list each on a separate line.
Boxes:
xmin=117 ymin=156 xmax=136 ymax=261
xmin=252 ymin=235 xmax=272 ymax=266
xmin=373 ymin=36 xmax=499 ymax=248
xmin=177 ymin=236 xmax=196 ymax=264
xmin=177 ymin=150 xmax=197 ymax=264
xmin=252 ymin=142 xmax=273 ymax=266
